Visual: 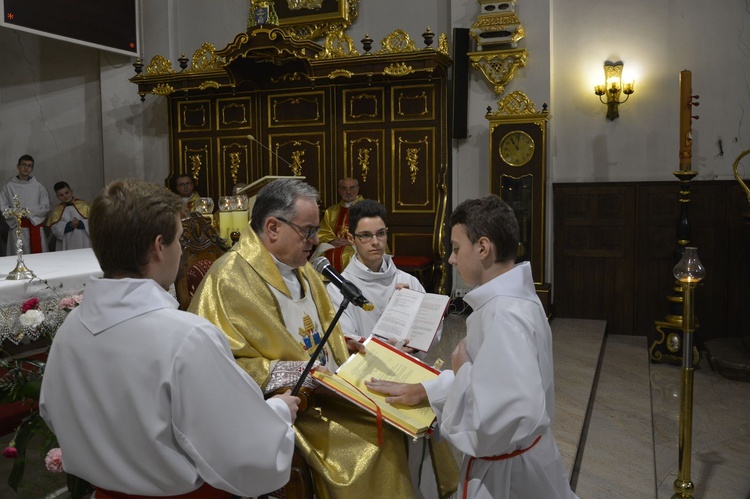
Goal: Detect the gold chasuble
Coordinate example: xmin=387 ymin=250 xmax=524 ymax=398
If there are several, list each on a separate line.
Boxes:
xmin=45 ymin=199 xmax=90 ymax=226
xmin=188 ymin=228 xmax=415 ymax=499
xmin=317 ymin=197 xmax=362 ymax=272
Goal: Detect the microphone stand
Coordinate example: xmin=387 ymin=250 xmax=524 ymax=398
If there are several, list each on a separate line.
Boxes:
xmin=291 ymin=296 xmax=351 ymax=396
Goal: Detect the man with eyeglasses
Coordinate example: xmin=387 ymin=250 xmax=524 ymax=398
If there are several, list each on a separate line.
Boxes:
xmin=189 ymin=179 xmax=417 ymax=499
xmin=314 ymin=177 xmax=362 ymax=272
xmin=1 ymin=154 xmax=50 ymax=255
xmin=174 ymin=174 xmax=200 ymax=212
xmin=325 ymin=198 xmax=459 ymax=499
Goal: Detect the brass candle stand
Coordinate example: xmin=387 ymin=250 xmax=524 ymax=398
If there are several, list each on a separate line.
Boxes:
xmin=671 ymin=247 xmax=705 ymax=499
xmin=2 ymin=195 xmax=35 ymax=280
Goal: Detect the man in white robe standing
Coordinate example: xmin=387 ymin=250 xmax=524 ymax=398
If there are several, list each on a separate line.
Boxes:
xmin=366 ymin=195 xmax=577 ymax=499
xmin=40 ymin=178 xmax=299 ymax=498
xmin=326 ymin=199 xmax=458 ymax=499
xmin=0 ymin=154 xmax=50 ymax=255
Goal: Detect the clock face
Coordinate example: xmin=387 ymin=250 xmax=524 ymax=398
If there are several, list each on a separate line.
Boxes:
xmin=499 ymin=131 xmax=535 ymax=167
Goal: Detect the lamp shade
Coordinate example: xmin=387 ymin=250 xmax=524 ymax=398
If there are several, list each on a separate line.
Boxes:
xmin=673 ymin=247 xmax=706 ymax=283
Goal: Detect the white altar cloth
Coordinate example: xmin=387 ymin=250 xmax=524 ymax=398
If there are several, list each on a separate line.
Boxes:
xmin=0 ymin=249 xmax=102 ymax=346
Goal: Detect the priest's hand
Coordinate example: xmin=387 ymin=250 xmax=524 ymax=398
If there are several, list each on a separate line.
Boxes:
xmin=364 ymin=378 xmax=427 ymax=406
xmin=346 ymin=337 xmax=366 ymax=354
xmin=272 ymin=390 xmax=300 ymax=423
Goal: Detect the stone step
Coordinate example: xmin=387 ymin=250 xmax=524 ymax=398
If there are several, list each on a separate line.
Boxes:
xmin=550 ymin=318 xmax=607 ymax=479
xmin=574 ymin=334 xmax=656 ymax=498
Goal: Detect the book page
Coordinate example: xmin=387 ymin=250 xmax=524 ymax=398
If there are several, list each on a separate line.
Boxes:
xmin=370 ymin=287 xmax=423 ymax=340
xmin=403 ymin=293 xmax=450 ymax=351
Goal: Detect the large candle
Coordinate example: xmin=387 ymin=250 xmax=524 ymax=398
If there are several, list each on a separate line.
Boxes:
xmin=679 ymin=70 xmax=692 ymax=171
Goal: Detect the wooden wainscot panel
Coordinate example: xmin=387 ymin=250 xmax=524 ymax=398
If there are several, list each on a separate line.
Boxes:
xmin=178 ymin=138 xmax=213 ymax=196
xmin=391 ymin=128 xmax=435 ymax=214
xmin=342 ymin=88 xmax=384 ymax=124
xmin=216 ymin=96 xmax=253 ymax=131
xmin=268 ymin=91 xmax=326 ymax=127
xmin=269 ymin=133 xmax=326 ymax=196
xmin=391 ymin=232 xmax=433 ymax=258
xmin=218 ymin=137 xmax=252 ymax=196
xmin=391 ymin=85 xmax=435 ymax=122
xmin=177 ymin=100 xmax=212 ymax=132
xmin=343 ymin=130 xmax=385 ymax=203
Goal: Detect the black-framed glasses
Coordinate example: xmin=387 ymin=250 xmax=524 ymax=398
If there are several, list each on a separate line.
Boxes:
xmin=276 ymin=217 xmax=320 ymax=241
xmin=353 ymin=228 xmax=388 ymax=243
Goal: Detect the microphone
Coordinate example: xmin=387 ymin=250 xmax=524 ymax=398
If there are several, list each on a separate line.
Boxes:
xmin=247 ymin=134 xmax=295 ymax=170
xmin=313 ymin=256 xmax=374 ymax=311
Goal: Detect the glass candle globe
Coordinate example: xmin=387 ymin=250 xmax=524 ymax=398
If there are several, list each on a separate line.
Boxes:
xmin=673 ymin=247 xmax=706 ymax=284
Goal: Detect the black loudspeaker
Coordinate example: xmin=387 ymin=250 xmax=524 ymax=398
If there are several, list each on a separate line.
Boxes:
xmin=451 ymin=28 xmax=471 ymax=139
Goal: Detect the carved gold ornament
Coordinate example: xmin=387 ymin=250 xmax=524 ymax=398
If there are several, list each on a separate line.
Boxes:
xmin=152 ymin=83 xmax=175 ymax=96
xmin=468 ymin=48 xmax=527 ymax=95
xmin=146 ymin=55 xmax=175 ymax=76
xmin=327 ymin=69 xmax=354 ymax=79
xmin=189 ymin=155 xmax=203 ymax=179
xmin=357 ymin=147 xmax=371 ymax=182
xmin=377 ymin=29 xmax=417 ymax=54
xmin=383 ymin=63 xmax=413 ymax=77
xmin=487 ymin=91 xmax=538 ymax=117
xmin=437 ymin=33 xmax=449 ymax=56
xmin=290 ymin=149 xmax=305 ymax=176
xmin=286 ymin=0 xmax=323 ymax=9
xmin=229 ymin=151 xmax=241 ymax=184
xmin=317 ymin=29 xmax=360 ymax=59
xmin=406 ymin=148 xmax=420 ymax=184
xmin=188 ymin=43 xmax=226 ymax=72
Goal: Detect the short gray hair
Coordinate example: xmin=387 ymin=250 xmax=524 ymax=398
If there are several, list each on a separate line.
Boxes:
xmin=250 ymin=179 xmax=319 ymax=233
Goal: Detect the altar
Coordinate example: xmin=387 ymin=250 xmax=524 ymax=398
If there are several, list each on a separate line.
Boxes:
xmin=0 ymin=249 xmax=102 ymax=347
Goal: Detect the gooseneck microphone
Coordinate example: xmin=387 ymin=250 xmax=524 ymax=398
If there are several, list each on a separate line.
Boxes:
xmin=313 ymin=256 xmax=374 ymax=311
xmin=247 ymin=134 xmax=296 ymax=170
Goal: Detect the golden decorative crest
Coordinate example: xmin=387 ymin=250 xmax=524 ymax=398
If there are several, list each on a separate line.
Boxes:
xmin=383 ymin=62 xmax=413 ymax=77
xmin=188 ymin=43 xmax=226 ymax=72
xmin=152 ymin=83 xmax=175 ymax=96
xmin=437 ymin=33 xmax=449 ymax=56
xmin=377 ymin=29 xmax=417 ymax=54
xmin=199 ymin=81 xmax=221 ymax=90
xmin=146 ymin=55 xmax=175 ymax=76
xmin=317 ymin=29 xmax=360 ymax=59
xmin=270 ymin=72 xmax=309 ymax=83
xmin=327 ymin=69 xmax=353 ymax=79
xmin=487 ymin=91 xmax=538 ymax=117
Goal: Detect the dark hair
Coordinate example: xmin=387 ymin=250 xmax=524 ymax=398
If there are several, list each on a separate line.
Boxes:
xmin=250 ymin=179 xmax=318 ymax=234
xmin=90 ymin=179 xmax=182 ymax=278
xmin=449 ymin=195 xmax=519 ymax=263
xmin=53 ymin=181 xmax=70 ymax=193
xmin=348 ymin=199 xmax=386 ymax=233
xmin=17 ymin=155 xmax=34 ymax=165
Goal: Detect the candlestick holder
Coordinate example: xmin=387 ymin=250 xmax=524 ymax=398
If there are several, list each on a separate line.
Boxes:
xmin=671 ymin=247 xmax=705 ymax=499
xmin=2 ymin=195 xmax=35 ymax=280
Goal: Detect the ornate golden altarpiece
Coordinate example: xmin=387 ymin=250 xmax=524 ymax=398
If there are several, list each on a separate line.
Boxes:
xmin=130 ymin=25 xmax=452 ymax=292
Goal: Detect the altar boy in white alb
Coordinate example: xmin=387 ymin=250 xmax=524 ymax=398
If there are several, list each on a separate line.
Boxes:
xmin=0 ymin=154 xmax=50 ymax=255
xmin=45 ymin=181 xmax=91 ymax=251
xmin=366 ymin=195 xmax=576 ymax=499
xmin=40 ymin=179 xmax=298 ymax=498
xmin=326 ymin=199 xmax=459 ymax=499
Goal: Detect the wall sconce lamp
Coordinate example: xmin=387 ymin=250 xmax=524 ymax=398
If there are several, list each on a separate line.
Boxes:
xmin=594 ymin=60 xmax=635 ymax=120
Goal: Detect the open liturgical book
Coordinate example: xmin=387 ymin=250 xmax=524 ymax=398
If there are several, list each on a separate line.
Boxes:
xmin=370 ymin=287 xmax=450 ymax=352
xmin=312 ymin=336 xmax=440 ymax=439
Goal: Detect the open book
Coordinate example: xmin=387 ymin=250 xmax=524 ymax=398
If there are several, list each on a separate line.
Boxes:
xmin=370 ymin=287 xmax=450 ymax=352
xmin=312 ymin=336 xmax=439 ymax=439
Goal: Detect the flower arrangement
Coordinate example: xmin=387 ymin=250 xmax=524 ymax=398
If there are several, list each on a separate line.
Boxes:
xmin=1 ymin=279 xmax=92 ymax=497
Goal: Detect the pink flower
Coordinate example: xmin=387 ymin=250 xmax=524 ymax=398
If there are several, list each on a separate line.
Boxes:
xmin=3 ymin=446 xmax=18 ymax=458
xmin=21 ymin=298 xmax=39 ymax=313
xmin=44 ymin=448 xmax=63 ymax=473
xmin=58 ymin=293 xmax=83 ymax=311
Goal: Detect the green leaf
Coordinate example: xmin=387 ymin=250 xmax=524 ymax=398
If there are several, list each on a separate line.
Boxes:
xmin=6 ymin=415 xmax=36 ymax=491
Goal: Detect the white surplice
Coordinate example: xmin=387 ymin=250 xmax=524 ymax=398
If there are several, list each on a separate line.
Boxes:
xmin=0 ymin=176 xmax=50 ymax=254
xmin=422 ymin=262 xmax=577 ymax=499
xmin=40 ymin=277 xmax=295 ymax=497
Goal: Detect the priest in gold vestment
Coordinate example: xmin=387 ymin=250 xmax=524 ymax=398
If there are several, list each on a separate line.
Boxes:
xmin=314 ymin=177 xmax=362 ymax=272
xmin=189 ymin=179 xmax=431 ymax=499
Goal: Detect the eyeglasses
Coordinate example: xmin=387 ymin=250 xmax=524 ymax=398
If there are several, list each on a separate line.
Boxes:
xmin=353 ymin=228 xmax=388 ymax=243
xmin=276 ymin=217 xmax=320 ymax=241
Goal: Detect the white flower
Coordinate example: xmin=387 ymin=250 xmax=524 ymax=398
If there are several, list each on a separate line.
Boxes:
xmin=19 ymin=309 xmax=45 ymax=328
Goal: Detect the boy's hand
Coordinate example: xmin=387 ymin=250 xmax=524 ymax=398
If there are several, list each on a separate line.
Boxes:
xmin=346 ymin=338 xmax=366 ymax=354
xmin=364 ymin=378 xmax=427 ymax=406
xmin=272 ymin=390 xmax=300 ymax=423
